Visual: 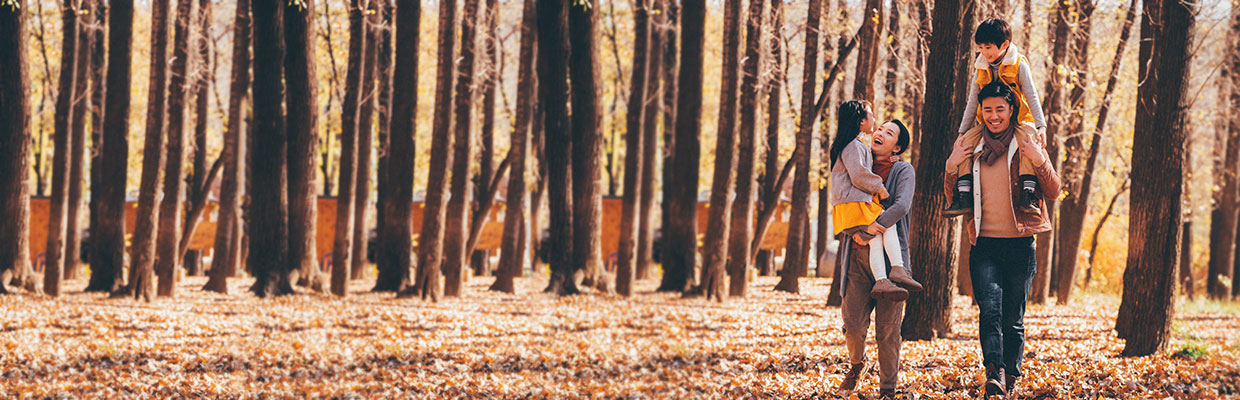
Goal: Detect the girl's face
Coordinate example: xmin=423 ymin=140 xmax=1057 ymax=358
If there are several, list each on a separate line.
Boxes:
xmin=858 ymin=107 xmax=877 ymax=134
xmin=871 ymin=122 xmax=902 ymax=157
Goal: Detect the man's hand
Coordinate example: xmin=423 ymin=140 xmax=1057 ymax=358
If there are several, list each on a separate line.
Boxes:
xmin=851 ymin=233 xmax=866 ymax=243
xmin=865 ymin=222 xmax=887 ymax=236
xmin=879 ymin=187 xmax=891 ymax=200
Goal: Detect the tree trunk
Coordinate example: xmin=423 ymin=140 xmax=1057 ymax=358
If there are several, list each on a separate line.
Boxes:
xmin=205 ymin=0 xmax=251 ymax=294
xmin=406 ymin=0 xmax=449 ymax=299
xmin=441 ymin=0 xmax=481 ymax=298
xmin=852 ymin=0 xmax=883 ymax=101
xmin=883 ymin=0 xmax=901 ymax=117
xmin=249 ymin=0 xmax=294 ymax=298
xmin=86 ymin=0 xmax=116 ymax=292
xmin=756 ymin=0 xmax=783 ymax=279
xmin=492 ymin=0 xmax=537 ymax=294
xmin=773 ymin=0 xmax=821 ymax=294
xmin=1031 ymin=0 xmax=1072 ymax=304
xmin=659 ymin=0 xmax=702 ymax=293
xmin=907 ymin=0 xmax=929 ymax=165
xmin=1180 ymin=219 xmax=1194 ymax=298
xmin=120 ymin=0 xmax=171 ymax=301
xmin=568 ymin=0 xmax=608 ymax=293
xmin=351 ymin=4 xmax=380 ymax=282
xmin=153 ymin=0 xmax=196 ymax=298
xmin=331 ymin=0 xmax=366 ymax=297
xmin=538 ymin=0 xmax=578 ymax=296
xmin=1058 ymin=0 xmax=1134 ymax=305
xmin=0 ymin=1 xmax=35 ymax=294
xmin=64 ymin=2 xmax=94 ymax=282
xmin=689 ymin=0 xmax=741 ymax=302
xmin=1208 ymin=0 xmax=1240 ymax=300
xmin=286 ymin=0 xmax=322 ymax=293
xmin=900 ymin=0 xmax=970 ymax=340
xmin=45 ymin=0 xmax=81 ymax=297
xmin=371 ymin=0 xmax=394 ymax=281
xmin=636 ymin=0 xmax=664 ymax=283
xmin=1053 ymin=0 xmax=1094 ymax=304
xmin=725 ymin=0 xmax=765 ymax=298
xmin=657 ymin=0 xmax=681 ymax=290
xmin=472 ymin=0 xmax=499 ymax=279
xmin=1116 ymin=0 xmax=1193 ymax=357
xmin=184 ymin=0 xmax=211 ymax=279
xmin=616 ymin=0 xmax=650 ymax=297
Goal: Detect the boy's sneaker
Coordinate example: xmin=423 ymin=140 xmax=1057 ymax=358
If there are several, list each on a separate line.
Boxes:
xmin=943 ymin=177 xmax=973 ymax=218
xmin=1018 ymin=175 xmax=1042 ymax=215
xmin=889 ymin=266 xmax=923 ymax=292
xmin=870 ymin=279 xmax=909 ymax=302
xmin=839 ymin=362 xmax=868 ymax=392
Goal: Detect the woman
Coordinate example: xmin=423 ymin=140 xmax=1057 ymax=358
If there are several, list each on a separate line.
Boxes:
xmin=835 ymin=113 xmax=917 ymax=399
xmin=944 ymin=81 xmax=1061 ymax=398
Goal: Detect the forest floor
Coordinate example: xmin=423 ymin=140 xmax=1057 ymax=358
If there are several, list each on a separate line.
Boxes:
xmin=0 ymin=273 xmax=1238 ymax=399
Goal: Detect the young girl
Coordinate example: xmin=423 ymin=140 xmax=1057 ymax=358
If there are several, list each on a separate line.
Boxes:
xmin=829 ymin=100 xmax=921 ymax=301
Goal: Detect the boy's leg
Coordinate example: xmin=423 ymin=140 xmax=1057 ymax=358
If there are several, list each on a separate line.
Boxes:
xmin=1015 ymin=127 xmax=1042 ymax=214
xmin=944 ymin=128 xmax=982 ymax=217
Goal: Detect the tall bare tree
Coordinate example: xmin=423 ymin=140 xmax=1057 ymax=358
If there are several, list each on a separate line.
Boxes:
xmin=852 ymin=0 xmax=883 ymax=101
xmin=493 ymin=0 xmax=538 ymax=294
xmin=727 ymin=0 xmax=765 ymax=298
xmin=442 ymin=0 xmax=482 ymax=298
xmin=773 ymin=0 xmax=822 ymax=294
xmin=755 ymin=0 xmax=783 ymax=278
xmin=331 ymin=0 xmax=366 ymax=297
xmin=370 ymin=0 xmax=394 ymax=281
xmin=616 ymin=0 xmax=651 ymax=296
xmin=0 ymin=0 xmax=36 ymax=294
xmin=1116 ymin=0 xmax=1194 ymax=357
xmin=407 ymin=0 xmax=453 ymax=299
xmin=45 ymin=0 xmax=81 ymax=297
xmin=121 ymin=0 xmax=172 ymax=301
xmin=154 ymin=0 xmax=196 ymax=297
xmin=86 ymin=0 xmax=117 ymax=291
xmin=249 ymin=0 xmax=294 ymax=297
xmin=204 ymin=0 xmax=251 ymax=294
xmin=539 ymin=0 xmax=578 ymax=295
xmin=351 ymin=1 xmax=381 ymax=282
xmin=64 ymin=0 xmax=94 ymax=281
xmin=659 ymin=0 xmax=701 ymax=293
xmin=286 ymin=0 xmax=322 ymax=292
xmin=1031 ymin=0 xmax=1073 ymax=303
xmin=568 ymin=0 xmax=608 ymax=292
xmin=635 ymin=0 xmax=665 ymax=282
xmin=1208 ymin=0 xmax=1240 ymax=299
xmin=900 ymin=0 xmax=970 ymax=340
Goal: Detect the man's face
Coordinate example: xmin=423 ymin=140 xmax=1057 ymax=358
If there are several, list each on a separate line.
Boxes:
xmin=871 ymin=122 xmax=902 ymax=157
xmin=980 ymin=96 xmax=1013 ymax=134
xmin=978 ymin=40 xmax=1009 ymax=64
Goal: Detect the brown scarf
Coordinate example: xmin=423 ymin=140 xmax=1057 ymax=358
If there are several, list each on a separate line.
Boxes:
xmin=978 ymin=124 xmax=1015 ymax=165
xmin=873 ymin=157 xmax=897 ymax=181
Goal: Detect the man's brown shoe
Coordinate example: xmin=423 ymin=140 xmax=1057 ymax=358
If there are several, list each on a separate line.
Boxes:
xmin=871 ymin=278 xmax=909 ymax=302
xmin=888 ymin=266 xmax=923 ymax=292
xmin=839 ymin=362 xmax=868 ymax=392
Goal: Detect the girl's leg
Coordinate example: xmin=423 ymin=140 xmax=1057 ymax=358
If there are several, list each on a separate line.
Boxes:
xmin=882 ymin=228 xmax=902 ymax=267
xmin=868 ymin=236 xmax=889 ymax=280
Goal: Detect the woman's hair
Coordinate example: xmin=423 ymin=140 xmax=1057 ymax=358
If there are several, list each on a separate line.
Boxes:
xmin=830 ymin=100 xmax=872 ymax=168
xmin=889 ymin=119 xmax=911 ymax=155
xmin=978 ymin=81 xmax=1022 ymax=128
xmin=975 ymin=19 xmax=1012 ymax=46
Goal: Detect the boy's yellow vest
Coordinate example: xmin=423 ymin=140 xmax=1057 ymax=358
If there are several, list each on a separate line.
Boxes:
xmin=974 ymin=49 xmax=1035 ymax=126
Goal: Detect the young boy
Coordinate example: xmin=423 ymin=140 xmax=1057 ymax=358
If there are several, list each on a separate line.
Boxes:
xmin=943 ymin=19 xmax=1048 ymax=217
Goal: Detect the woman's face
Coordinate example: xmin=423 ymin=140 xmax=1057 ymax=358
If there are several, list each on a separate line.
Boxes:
xmin=980 ymin=96 xmax=1013 ymax=133
xmin=858 ymin=106 xmax=877 ymax=134
xmin=871 ymin=122 xmax=902 ymax=157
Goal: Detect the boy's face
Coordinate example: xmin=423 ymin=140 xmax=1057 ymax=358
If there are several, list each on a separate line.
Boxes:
xmin=980 ymin=96 xmax=1013 ymax=133
xmin=978 ymin=40 xmax=1010 ymax=64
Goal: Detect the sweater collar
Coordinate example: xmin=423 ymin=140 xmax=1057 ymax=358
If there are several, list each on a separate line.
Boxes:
xmin=974 ymin=43 xmax=1022 ymax=70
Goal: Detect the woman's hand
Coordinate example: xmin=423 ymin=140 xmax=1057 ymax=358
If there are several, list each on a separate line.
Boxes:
xmin=946 ymin=135 xmax=974 ymax=170
xmin=879 ymin=187 xmax=891 ymax=200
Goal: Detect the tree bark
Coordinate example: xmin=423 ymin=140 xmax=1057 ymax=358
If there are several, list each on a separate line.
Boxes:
xmin=756 ymin=0 xmax=783 ymax=279
xmin=45 ymin=0 xmax=80 ymax=297
xmin=64 ymin=1 xmax=94 ymax=281
xmin=1031 ymin=0 xmax=1072 ymax=304
xmin=120 ymin=0 xmax=171 ymax=301
xmin=205 ymin=0 xmax=251 ymax=294
xmin=153 ymin=0 xmax=196 ymax=298
xmin=538 ymin=0 xmax=577 ymax=296
xmin=568 ymin=0 xmax=608 ymax=293
xmin=616 ymin=0 xmax=650 ymax=297
xmin=331 ymin=0 xmax=366 ymax=297
xmin=85 ymin=0 xmax=112 ymax=290
xmin=286 ymin=0 xmax=322 ymax=293
xmin=0 ymin=1 xmax=35 ymax=294
xmin=472 ymin=0 xmax=499 ymax=279
xmin=852 ymin=0 xmax=883 ymax=101
xmin=1208 ymin=0 xmax=1240 ymax=299
xmin=184 ymin=0 xmax=211 ymax=279
xmin=441 ymin=0 xmax=482 ymax=298
xmin=636 ymin=0 xmax=665 ymax=283
xmin=883 ymin=0 xmax=901 ymax=117
xmin=405 ymin=0 xmax=449 ymax=299
xmin=1116 ymin=0 xmax=1193 ymax=357
xmin=371 ymin=0 xmax=393 ymax=281
xmin=900 ymin=0 xmax=970 ymax=340
xmin=657 ymin=0 xmax=681 ymax=289
xmin=659 ymin=0 xmax=702 ymax=293
xmin=773 ymin=0 xmax=822 ymax=294
xmin=492 ymin=0 xmax=538 ymax=294
xmin=351 ymin=3 xmax=380 ymax=282
xmin=725 ymin=0 xmax=765 ymax=298
xmin=248 ymin=0 xmax=294 ymax=298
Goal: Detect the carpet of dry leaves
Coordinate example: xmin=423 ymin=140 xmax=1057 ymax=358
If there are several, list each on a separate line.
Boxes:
xmin=1 ymin=274 xmax=1237 ymax=399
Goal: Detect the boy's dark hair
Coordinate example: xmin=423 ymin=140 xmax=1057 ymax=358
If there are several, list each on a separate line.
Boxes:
xmin=889 ymin=119 xmax=911 ymax=155
xmin=830 ymin=100 xmax=872 ymax=168
xmin=974 ymin=18 xmax=1012 ymax=46
xmin=978 ymin=81 xmax=1022 ymax=125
